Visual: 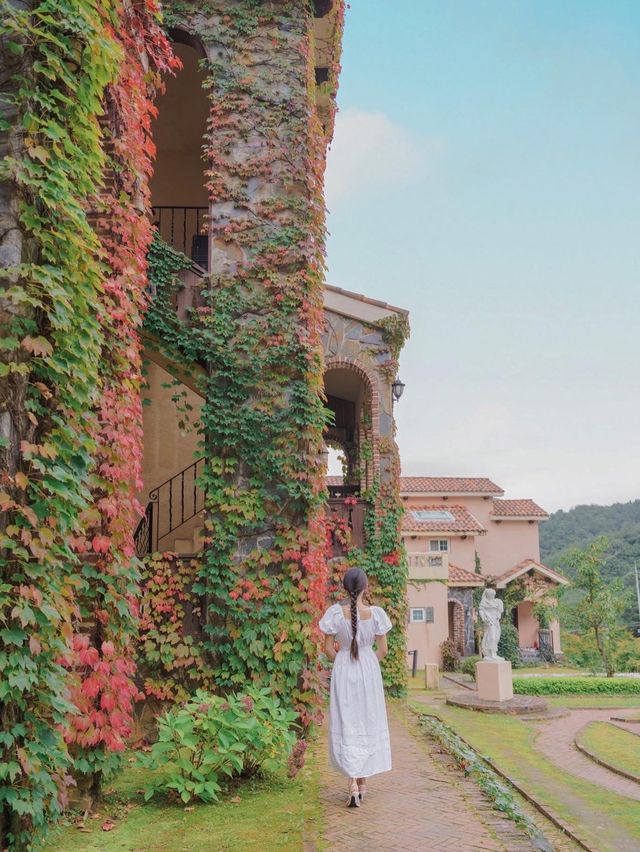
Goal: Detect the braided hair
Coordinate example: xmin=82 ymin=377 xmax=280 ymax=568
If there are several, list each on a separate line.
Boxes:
xmin=343 ymin=567 xmax=368 ymax=661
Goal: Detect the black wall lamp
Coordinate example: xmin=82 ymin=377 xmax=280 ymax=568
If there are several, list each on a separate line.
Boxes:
xmin=392 ymin=378 xmax=406 ymax=402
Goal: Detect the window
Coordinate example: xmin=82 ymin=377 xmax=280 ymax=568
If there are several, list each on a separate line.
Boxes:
xmin=429 ymin=539 xmax=449 ymax=552
xmin=411 ymin=510 xmax=454 ymax=522
xmin=410 ymin=608 xmax=434 ymax=623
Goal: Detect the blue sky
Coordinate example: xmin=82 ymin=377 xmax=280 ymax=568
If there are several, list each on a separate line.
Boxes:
xmin=324 ymin=0 xmax=640 ymax=511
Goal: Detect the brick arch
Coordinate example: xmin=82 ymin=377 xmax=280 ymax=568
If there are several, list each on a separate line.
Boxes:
xmin=448 ymin=599 xmax=465 ymax=655
xmin=324 ymin=356 xmax=380 ymax=486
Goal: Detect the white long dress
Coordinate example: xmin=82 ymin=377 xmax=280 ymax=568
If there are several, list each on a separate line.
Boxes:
xmin=319 ymin=603 xmax=393 ymax=778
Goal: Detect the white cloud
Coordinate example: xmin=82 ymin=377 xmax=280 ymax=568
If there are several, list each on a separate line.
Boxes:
xmin=325 ymin=109 xmax=433 ymax=207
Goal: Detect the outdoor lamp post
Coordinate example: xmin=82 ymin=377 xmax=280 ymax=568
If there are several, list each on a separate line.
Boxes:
xmin=392 ymin=378 xmax=406 ymax=402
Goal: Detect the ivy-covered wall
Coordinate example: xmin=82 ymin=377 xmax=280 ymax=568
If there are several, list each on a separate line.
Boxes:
xmin=0 ymin=0 xmax=174 ymax=845
xmin=144 ymin=0 xmax=346 ymax=728
xmin=322 ymin=304 xmax=410 ymax=694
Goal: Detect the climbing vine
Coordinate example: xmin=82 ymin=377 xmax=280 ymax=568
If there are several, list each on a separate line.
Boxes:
xmin=350 ymin=479 xmax=408 ymax=695
xmin=137 ymin=553 xmax=215 ymax=702
xmin=0 ymin=0 xmax=174 ymax=845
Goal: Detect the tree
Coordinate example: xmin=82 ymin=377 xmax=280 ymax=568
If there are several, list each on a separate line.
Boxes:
xmin=560 ymin=537 xmax=625 ymax=676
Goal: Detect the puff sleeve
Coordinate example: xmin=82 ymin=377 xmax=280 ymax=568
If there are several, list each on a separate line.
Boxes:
xmin=372 ymin=606 xmax=393 ymax=636
xmin=319 ymin=603 xmax=341 ymax=635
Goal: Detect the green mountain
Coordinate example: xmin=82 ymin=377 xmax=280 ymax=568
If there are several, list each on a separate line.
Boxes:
xmin=539 ymin=499 xmax=640 ymax=626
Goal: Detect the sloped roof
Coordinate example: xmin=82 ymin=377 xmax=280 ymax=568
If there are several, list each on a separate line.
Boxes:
xmin=494 ymin=559 xmax=569 ymax=588
xmin=400 ymin=477 xmax=504 ymax=495
xmin=326 ymin=476 xmax=344 ymax=486
xmin=491 ymin=499 xmax=548 ymax=519
xmin=401 ymin=505 xmax=486 ymax=535
xmin=448 ymin=564 xmax=485 ymax=587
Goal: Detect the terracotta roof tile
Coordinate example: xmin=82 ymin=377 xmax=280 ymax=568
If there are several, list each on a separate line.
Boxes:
xmin=400 ymin=476 xmax=503 ymax=495
xmin=448 ymin=564 xmax=485 ymax=587
xmin=401 ymin=505 xmax=486 ymax=534
xmin=326 ymin=476 xmax=344 ymax=486
xmin=494 ymin=559 xmax=569 ymax=587
xmin=491 ymin=499 xmax=548 ymax=518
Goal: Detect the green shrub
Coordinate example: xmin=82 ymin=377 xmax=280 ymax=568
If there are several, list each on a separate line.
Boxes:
xmin=562 ymin=631 xmax=640 ymax=674
xmin=138 ymin=687 xmax=296 ymax=803
xmin=497 ymin=620 xmax=521 ymax=668
xmin=440 ymin=639 xmax=460 ymax=672
xmin=513 ymin=677 xmax=640 ymax=695
xmin=460 ymin=655 xmax=481 ymax=677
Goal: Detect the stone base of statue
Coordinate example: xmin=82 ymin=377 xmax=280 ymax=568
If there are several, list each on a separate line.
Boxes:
xmin=475 ymin=659 xmax=513 ymax=702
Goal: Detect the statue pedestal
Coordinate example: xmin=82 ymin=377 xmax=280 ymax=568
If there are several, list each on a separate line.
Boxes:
xmin=475 ymin=660 xmax=513 ymax=702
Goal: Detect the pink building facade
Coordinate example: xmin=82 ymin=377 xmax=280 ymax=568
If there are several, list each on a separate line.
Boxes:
xmin=401 ymin=477 xmax=568 ymax=668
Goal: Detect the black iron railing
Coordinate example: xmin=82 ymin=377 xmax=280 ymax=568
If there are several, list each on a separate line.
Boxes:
xmin=538 ymin=629 xmax=554 ymax=653
xmin=152 ymin=206 xmax=208 ymax=262
xmin=134 ymin=459 xmax=205 ymax=556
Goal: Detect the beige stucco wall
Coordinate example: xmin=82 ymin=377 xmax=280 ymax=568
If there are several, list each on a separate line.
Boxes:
xmin=479 ymin=520 xmax=541 ymax=577
xmin=401 ymin=493 xmax=542 ymax=578
xmin=141 ymin=358 xmax=202 ymax=501
xmin=406 ymin=581 xmax=449 ymax=667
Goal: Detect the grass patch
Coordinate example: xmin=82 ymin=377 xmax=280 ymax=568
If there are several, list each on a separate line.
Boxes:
xmin=45 ymin=747 xmax=322 ymax=851
xmin=514 ymin=677 xmax=640 ymax=695
xmin=412 ymin=698 xmax=640 ymax=852
xmin=577 ymin=722 xmax=640 ymax=780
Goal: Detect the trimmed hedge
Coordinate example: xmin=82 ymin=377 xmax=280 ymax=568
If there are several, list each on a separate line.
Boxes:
xmin=513 ymin=677 xmax=640 ymax=695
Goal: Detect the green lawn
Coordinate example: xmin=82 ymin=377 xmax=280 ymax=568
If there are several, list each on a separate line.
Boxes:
xmin=577 ymin=721 xmax=640 ymax=781
xmin=45 ymin=748 xmax=322 ymax=852
xmin=411 ymin=698 xmax=640 ymax=852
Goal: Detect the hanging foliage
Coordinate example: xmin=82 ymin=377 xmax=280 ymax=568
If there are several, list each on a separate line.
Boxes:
xmin=0 ymin=0 xmax=174 ymax=845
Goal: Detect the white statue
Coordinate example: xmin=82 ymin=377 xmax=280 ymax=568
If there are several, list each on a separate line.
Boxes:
xmin=479 ymin=588 xmax=504 ymax=661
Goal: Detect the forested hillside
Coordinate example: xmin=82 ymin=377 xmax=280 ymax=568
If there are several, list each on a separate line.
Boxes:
xmin=540 ymin=500 xmax=640 ymax=625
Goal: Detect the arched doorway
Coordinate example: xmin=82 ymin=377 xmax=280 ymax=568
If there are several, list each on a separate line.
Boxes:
xmin=149 ymin=33 xmax=209 ymax=265
xmin=323 ymin=364 xmax=374 ymax=494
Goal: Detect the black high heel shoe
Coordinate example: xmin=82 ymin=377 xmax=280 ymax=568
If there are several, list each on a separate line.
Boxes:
xmin=347 ymin=782 xmax=360 ymax=808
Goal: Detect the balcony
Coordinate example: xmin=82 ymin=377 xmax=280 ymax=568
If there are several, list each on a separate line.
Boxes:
xmin=153 ymin=206 xmax=208 ymax=266
xmin=407 ymin=552 xmax=449 ymax=581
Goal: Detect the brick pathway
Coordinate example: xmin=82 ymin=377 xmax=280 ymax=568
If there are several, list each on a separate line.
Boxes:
xmin=318 ymin=708 xmax=541 ymax=851
xmin=532 ymin=709 xmax=640 ymax=800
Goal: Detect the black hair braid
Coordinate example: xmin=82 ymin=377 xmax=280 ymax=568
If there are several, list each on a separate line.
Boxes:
xmin=349 ymin=588 xmax=359 ymax=661
xmin=343 ymin=566 xmax=368 ymax=662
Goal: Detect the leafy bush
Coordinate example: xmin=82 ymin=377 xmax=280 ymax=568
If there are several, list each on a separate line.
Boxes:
xmin=497 ymin=620 xmax=521 ymax=668
xmin=138 ymin=688 xmax=296 ymax=803
xmin=614 ymin=636 xmax=640 ymax=673
xmin=562 ymin=631 xmax=640 ymax=674
xmin=460 ymin=655 xmax=481 ymax=677
xmin=440 ymin=639 xmax=460 ymax=672
xmin=513 ymin=677 xmax=640 ymax=695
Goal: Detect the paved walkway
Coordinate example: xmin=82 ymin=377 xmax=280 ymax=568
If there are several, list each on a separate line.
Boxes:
xmin=532 ymin=709 xmax=640 ymax=800
xmin=318 ymin=708 xmax=542 ymax=851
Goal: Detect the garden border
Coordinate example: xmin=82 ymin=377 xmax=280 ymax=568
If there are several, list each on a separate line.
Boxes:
xmin=574 ymin=735 xmax=640 ymax=785
xmin=414 ymin=708 xmax=594 ymax=852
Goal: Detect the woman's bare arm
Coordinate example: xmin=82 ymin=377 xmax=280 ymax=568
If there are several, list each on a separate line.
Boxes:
xmin=324 ymin=633 xmax=337 ymax=661
xmin=375 ymin=634 xmax=388 ymax=661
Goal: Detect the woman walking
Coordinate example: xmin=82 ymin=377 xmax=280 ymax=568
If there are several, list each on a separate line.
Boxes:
xmin=319 ymin=567 xmax=393 ymax=808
